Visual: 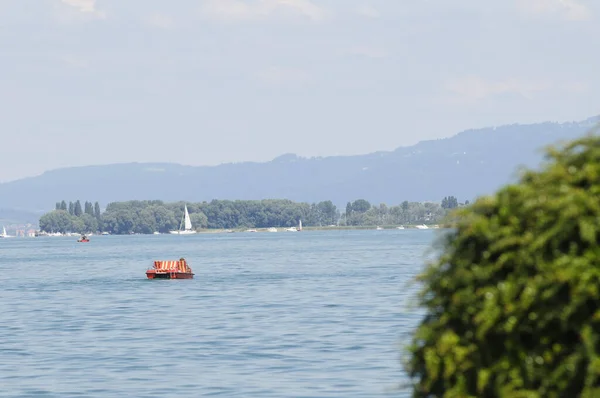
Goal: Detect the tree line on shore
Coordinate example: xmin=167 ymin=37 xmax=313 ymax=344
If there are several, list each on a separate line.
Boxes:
xmin=39 ymin=196 xmax=463 ymax=235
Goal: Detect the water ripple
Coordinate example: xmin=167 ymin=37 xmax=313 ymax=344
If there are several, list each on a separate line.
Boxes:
xmin=0 ymin=230 xmax=434 ymax=397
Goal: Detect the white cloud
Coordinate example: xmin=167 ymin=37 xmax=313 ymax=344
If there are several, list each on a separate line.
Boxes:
xmin=60 ymin=0 xmax=105 ymax=18
xmin=517 ymin=0 xmax=591 ymax=21
xmin=144 ymin=13 xmax=174 ymax=29
xmin=257 ymin=66 xmax=310 ymax=84
xmin=445 ymin=76 xmax=550 ymax=101
xmin=444 ymin=75 xmax=588 ymax=103
xmin=344 ymin=46 xmax=388 ymax=59
xmin=200 ymin=0 xmax=327 ymax=22
xmin=562 ymin=81 xmax=588 ymax=93
xmin=62 ymin=54 xmax=89 ymax=69
xmin=355 ymin=4 xmax=380 ymax=19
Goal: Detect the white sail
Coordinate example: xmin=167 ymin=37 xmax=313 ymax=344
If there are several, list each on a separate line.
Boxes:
xmin=0 ymin=226 xmax=13 ymax=238
xmin=298 ymin=220 xmax=302 ymax=231
xmin=169 ymin=204 xmax=196 ymax=235
xmin=184 ymin=205 xmax=192 ymax=231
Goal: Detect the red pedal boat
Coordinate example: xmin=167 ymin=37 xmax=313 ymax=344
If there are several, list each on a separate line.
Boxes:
xmin=146 ymin=258 xmax=194 ymax=279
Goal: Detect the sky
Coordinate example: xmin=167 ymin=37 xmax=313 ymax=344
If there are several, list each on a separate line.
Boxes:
xmin=0 ymin=0 xmax=598 ymax=182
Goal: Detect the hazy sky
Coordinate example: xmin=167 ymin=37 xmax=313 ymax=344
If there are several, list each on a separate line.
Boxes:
xmin=0 ymin=0 xmax=598 ymax=182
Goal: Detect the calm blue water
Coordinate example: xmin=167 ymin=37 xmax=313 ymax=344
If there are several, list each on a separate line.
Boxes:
xmin=0 ymin=230 xmax=436 ymax=397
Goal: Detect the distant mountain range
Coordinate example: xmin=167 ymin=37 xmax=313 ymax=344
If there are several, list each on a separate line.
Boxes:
xmin=1 ymin=115 xmax=598 ymax=221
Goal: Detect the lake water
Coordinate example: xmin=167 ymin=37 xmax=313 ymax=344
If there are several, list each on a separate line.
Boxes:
xmin=0 ymin=230 xmax=437 ymax=397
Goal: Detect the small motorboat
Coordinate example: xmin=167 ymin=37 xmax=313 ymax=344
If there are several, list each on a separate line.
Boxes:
xmin=77 ymin=235 xmax=90 ymax=242
xmin=146 ymin=257 xmax=194 ymax=280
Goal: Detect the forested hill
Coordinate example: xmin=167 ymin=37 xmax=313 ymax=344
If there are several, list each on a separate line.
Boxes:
xmin=1 ymin=115 xmax=598 ymax=213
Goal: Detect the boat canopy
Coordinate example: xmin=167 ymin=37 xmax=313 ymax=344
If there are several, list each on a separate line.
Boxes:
xmin=153 ymin=259 xmax=190 ymax=272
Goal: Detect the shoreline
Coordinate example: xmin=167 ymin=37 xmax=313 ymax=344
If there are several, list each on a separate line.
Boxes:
xmin=34 ymin=224 xmax=454 ymax=237
xmin=192 ymin=224 xmax=451 ymax=234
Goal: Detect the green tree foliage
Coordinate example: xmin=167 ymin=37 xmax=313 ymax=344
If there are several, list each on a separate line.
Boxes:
xmin=311 ymin=200 xmax=338 ymax=226
xmin=341 ymin=200 xmax=444 ymax=226
xmin=198 ymin=199 xmax=310 ymax=229
xmin=190 ymin=212 xmax=208 ymax=229
xmin=402 ymin=200 xmax=409 ymax=212
xmin=39 ymin=210 xmax=76 ymax=233
xmin=84 ymin=201 xmax=94 ymax=216
xmin=60 ymin=200 xmax=67 ymax=211
xmin=351 ymin=199 xmax=371 ymax=213
xmin=406 ymin=134 xmax=600 ymax=397
xmin=40 ymin=197 xmax=454 ymax=234
xmin=40 ymin=200 xmax=102 ymax=233
xmin=74 ymin=200 xmax=82 ymax=217
xmin=345 ymin=199 xmax=372 ymax=226
xmin=81 ymin=214 xmax=98 ymax=233
xmin=441 ymin=196 xmax=459 ymax=209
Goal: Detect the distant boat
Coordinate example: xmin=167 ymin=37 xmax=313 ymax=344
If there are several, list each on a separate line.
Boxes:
xmin=267 ymin=227 xmax=278 ymax=232
xmin=397 ymin=226 xmax=405 ymax=230
xmin=170 ymin=205 xmax=197 ymax=235
xmin=0 ymin=226 xmax=13 ymax=238
xmin=287 ymin=219 xmax=302 ymax=232
xmin=376 ymin=226 xmax=383 ymax=230
xmin=415 ymin=224 xmax=429 ymax=229
xmin=146 ymin=258 xmax=194 ymax=279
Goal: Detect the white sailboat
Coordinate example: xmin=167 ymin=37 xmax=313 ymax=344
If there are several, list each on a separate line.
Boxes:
xmin=0 ymin=226 xmax=13 ymax=238
xmin=286 ymin=219 xmax=302 ymax=232
xmin=170 ymin=205 xmax=197 ymax=235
